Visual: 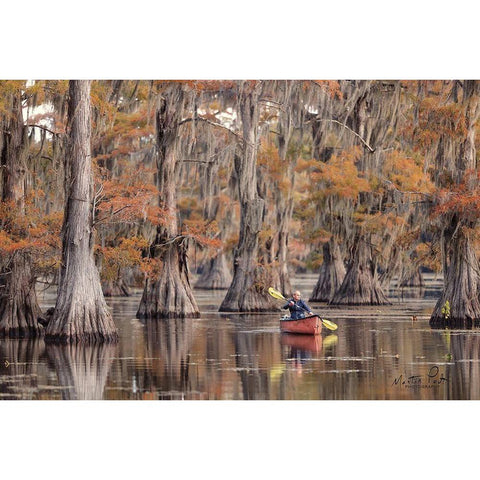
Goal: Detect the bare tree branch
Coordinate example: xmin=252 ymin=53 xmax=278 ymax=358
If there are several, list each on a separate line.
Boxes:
xmin=178 ymin=117 xmax=253 ymax=148
xmin=27 ymin=124 xmax=61 ymax=136
xmin=313 ymin=118 xmax=376 ymax=153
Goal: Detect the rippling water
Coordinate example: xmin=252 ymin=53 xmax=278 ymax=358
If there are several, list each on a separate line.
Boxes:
xmin=1 ymin=274 xmax=478 ymax=400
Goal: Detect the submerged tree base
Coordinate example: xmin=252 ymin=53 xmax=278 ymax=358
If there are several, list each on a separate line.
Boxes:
xmin=429 ymin=317 xmax=480 ymax=330
xmin=195 ymin=254 xmax=232 ymax=290
xmin=44 ymin=333 xmax=119 ymax=344
xmin=102 ymin=279 xmax=131 ymax=297
xmin=0 ymin=255 xmax=43 ymax=339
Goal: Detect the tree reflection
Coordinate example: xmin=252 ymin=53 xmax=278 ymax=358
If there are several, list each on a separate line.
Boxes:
xmin=443 ymin=332 xmax=480 ymax=400
xmin=138 ymin=318 xmax=194 ymax=399
xmin=226 ymin=314 xmax=280 ymax=400
xmin=46 ymin=342 xmax=117 ymax=400
xmin=0 ymin=338 xmax=46 ymax=399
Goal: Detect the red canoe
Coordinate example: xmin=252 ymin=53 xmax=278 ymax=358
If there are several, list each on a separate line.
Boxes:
xmin=280 ymin=315 xmax=322 ymax=335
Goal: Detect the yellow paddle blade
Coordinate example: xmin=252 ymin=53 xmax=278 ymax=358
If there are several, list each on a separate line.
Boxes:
xmin=321 ymin=318 xmax=338 ymax=331
xmin=268 ymin=287 xmax=286 ymax=301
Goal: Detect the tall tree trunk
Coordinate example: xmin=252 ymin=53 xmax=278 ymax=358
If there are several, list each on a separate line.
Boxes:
xmin=268 ymin=80 xmax=297 ymax=295
xmin=220 ymin=82 xmax=278 ymax=312
xmin=46 ymin=80 xmax=118 ymax=343
xmin=430 ymin=80 xmax=480 ymax=327
xmin=329 ymin=234 xmax=390 ymax=305
xmin=310 ymin=239 xmax=346 ymax=302
xmin=0 ymin=90 xmax=43 ymax=338
xmin=195 ymin=152 xmax=232 ymax=290
xmin=137 ymin=84 xmax=200 ymax=318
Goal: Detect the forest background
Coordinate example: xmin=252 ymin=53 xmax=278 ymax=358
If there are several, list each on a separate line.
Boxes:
xmin=1 ymin=78 xmax=479 ymax=337
xmin=3 ymin=1 xmax=480 ymax=480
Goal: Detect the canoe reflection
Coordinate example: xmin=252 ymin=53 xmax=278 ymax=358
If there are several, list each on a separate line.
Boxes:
xmin=281 ymin=333 xmax=323 ymax=353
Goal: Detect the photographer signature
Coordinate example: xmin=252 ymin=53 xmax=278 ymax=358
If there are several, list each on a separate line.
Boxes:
xmin=392 ymin=365 xmax=448 ymax=388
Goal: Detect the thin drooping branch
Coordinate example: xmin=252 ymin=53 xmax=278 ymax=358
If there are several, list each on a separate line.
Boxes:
xmin=178 ymin=117 xmax=254 ymax=148
xmin=26 ymin=124 xmax=61 ymax=136
xmin=313 ymin=118 xmax=376 ymax=153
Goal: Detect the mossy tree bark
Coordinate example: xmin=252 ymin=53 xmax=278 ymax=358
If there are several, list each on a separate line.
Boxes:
xmin=46 ymin=81 xmax=118 ymax=343
xmin=137 ymin=83 xmax=200 ymax=318
xmin=0 ymin=90 xmax=43 ymax=338
xmin=220 ymin=81 xmax=278 ymax=312
xmin=195 ymin=152 xmax=232 ymax=290
xmin=267 ymin=80 xmax=297 ymax=295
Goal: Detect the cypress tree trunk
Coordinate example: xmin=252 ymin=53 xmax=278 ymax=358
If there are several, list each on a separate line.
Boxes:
xmin=399 ymin=267 xmax=424 ymax=287
xmin=0 ymin=255 xmax=42 ymax=337
xmin=195 ymin=253 xmax=232 ymax=290
xmin=220 ymin=82 xmax=278 ymax=312
xmin=430 ymin=226 xmax=480 ymax=328
xmin=195 ymin=155 xmax=232 ymax=290
xmin=46 ymin=80 xmax=118 ymax=343
xmin=102 ymin=277 xmax=131 ymax=297
xmin=430 ymin=81 xmax=480 ymax=327
xmin=269 ymin=80 xmax=296 ymax=295
xmin=329 ymin=234 xmax=390 ymax=305
xmin=310 ymin=239 xmax=346 ymax=302
xmin=275 ymin=225 xmax=293 ymax=295
xmin=137 ymin=84 xmax=200 ymax=318
xmin=0 ymin=90 xmax=43 ymax=338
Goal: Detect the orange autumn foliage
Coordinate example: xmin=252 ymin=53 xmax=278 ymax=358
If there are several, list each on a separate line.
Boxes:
xmin=258 ymin=141 xmax=292 ymax=193
xmin=0 ymin=198 xmax=62 ymax=274
xmin=96 ymin=236 xmax=150 ymax=281
xmin=308 ymin=147 xmax=370 ymax=201
xmin=94 ymin=162 xmax=169 ymax=226
xmin=382 ymin=150 xmax=435 ymax=194
xmin=181 ymin=219 xmax=222 ymax=250
xmin=433 ymin=170 xmax=480 ymax=219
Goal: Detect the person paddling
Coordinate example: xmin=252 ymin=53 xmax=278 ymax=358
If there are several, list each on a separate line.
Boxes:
xmin=282 ymin=291 xmax=313 ymax=319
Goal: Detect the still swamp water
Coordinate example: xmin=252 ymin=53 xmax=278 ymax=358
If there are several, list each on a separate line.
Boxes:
xmin=1 ymin=274 xmax=479 ymax=400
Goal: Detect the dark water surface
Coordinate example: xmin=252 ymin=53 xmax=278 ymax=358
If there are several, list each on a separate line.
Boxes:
xmin=1 ymin=274 xmax=478 ymax=400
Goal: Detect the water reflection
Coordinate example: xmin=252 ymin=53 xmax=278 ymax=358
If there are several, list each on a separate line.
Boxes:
xmin=441 ymin=331 xmax=480 ymax=400
xmin=281 ymin=333 xmax=323 ymax=354
xmin=135 ymin=319 xmax=194 ymax=400
xmin=4 ymin=275 xmax=480 ymax=399
xmin=0 ymin=338 xmax=46 ymax=399
xmin=46 ymin=343 xmax=117 ymax=400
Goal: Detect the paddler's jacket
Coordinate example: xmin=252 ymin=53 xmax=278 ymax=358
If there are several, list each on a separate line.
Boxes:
xmin=282 ymin=298 xmax=312 ymax=320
